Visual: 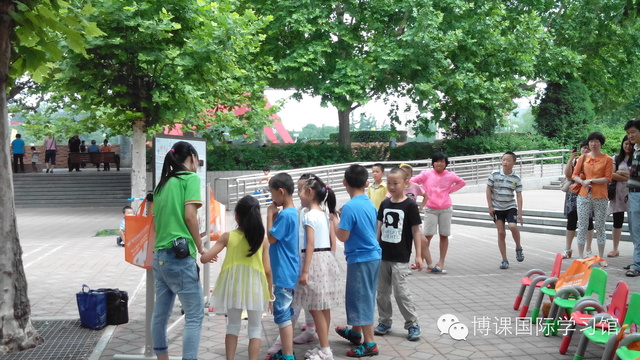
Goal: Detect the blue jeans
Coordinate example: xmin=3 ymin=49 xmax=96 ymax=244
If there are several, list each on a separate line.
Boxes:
xmin=273 ymin=286 xmax=295 ymax=327
xmin=346 ymin=259 xmax=380 ymax=326
xmin=151 ymin=249 xmax=204 ymax=360
xmin=628 ymin=193 xmax=640 ymax=271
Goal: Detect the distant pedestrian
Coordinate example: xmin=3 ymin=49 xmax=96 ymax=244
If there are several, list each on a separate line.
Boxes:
xmin=44 ymin=134 xmax=57 ymax=173
xmin=100 ymin=139 xmax=112 ymax=171
xmin=80 ymin=140 xmax=87 ymax=168
xmin=30 ymin=146 xmax=39 ymax=173
xmin=486 ymin=152 xmax=524 ymax=270
xmin=68 ymin=135 xmax=81 ymax=172
xmin=117 ymin=206 xmax=135 ymax=246
xmin=87 ymin=140 xmax=101 ymax=170
xmin=11 ymin=133 xmax=25 ymax=173
xmin=201 ymin=195 xmax=273 ymax=360
xmin=624 ymin=120 xmax=640 ymax=277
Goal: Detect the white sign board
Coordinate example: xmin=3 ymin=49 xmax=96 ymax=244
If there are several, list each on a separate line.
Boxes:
xmin=153 ymin=136 xmax=207 ymax=234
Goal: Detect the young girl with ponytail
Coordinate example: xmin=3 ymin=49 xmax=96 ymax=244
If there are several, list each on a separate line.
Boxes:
xmin=295 ymin=176 xmax=344 ymax=360
xmin=201 ymin=195 xmax=273 ymax=360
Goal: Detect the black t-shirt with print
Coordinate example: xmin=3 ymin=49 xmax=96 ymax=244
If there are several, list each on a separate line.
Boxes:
xmin=377 ymin=197 xmax=422 ymax=263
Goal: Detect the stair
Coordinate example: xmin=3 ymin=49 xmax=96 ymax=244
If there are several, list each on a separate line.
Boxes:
xmin=12 ymin=171 xmax=131 ymax=208
xmin=451 ymin=204 xmax=631 ymax=241
xmin=543 ymin=176 xmax=565 ymax=190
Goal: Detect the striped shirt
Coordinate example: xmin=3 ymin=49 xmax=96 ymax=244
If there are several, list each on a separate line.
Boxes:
xmin=628 ymin=144 xmax=640 ymax=189
xmin=487 ymin=169 xmax=522 ymax=211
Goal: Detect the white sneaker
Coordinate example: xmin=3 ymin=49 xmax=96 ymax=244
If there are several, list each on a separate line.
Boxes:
xmin=293 ymin=329 xmax=319 ymax=344
xmin=305 ymin=348 xmax=333 ymax=360
xmin=585 ymin=251 xmax=593 ymax=257
xmin=267 ymin=337 xmax=282 ymax=355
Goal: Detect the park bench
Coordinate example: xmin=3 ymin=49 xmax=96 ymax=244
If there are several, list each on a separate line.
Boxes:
xmin=68 ymin=152 xmax=120 ymax=171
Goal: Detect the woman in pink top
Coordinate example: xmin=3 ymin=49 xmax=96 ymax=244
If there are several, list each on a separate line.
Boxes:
xmin=411 ymin=153 xmax=466 ymax=273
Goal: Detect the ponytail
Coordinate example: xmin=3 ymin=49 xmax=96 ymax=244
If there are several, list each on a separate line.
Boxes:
xmin=235 ymin=195 xmax=265 ymax=257
xmin=154 ymin=141 xmax=199 ymax=194
xmin=305 ymin=176 xmax=336 ymax=214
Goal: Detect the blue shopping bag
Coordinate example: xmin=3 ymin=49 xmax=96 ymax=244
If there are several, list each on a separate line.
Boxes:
xmin=76 ymin=285 xmax=107 ymax=330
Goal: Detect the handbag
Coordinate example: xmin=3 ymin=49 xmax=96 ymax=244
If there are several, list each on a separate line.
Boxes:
xmin=608 ymin=155 xmax=618 ymax=200
xmin=76 ymin=285 xmax=107 ymax=330
xmin=125 ymin=200 xmax=154 ymax=269
xmin=608 ymin=180 xmax=617 ymax=200
xmin=96 ymin=288 xmax=129 ymax=325
xmin=570 ymin=155 xmax=586 ymax=194
xmin=556 ymin=255 xmax=605 ymax=290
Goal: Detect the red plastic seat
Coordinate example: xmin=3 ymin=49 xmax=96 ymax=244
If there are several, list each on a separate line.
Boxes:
xmin=515 ymin=253 xmax=563 ymax=316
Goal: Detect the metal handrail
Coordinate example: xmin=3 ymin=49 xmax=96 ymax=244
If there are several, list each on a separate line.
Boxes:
xmin=214 ymin=149 xmax=571 ymax=208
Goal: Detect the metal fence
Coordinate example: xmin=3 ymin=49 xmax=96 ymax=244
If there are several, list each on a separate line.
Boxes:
xmin=214 ymin=149 xmax=570 ymax=209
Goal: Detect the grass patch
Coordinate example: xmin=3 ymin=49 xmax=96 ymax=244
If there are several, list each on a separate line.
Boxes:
xmin=96 ymin=229 xmax=119 ymax=237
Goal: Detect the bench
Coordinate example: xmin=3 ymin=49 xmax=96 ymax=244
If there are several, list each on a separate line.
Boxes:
xmin=68 ymin=152 xmax=120 ymax=171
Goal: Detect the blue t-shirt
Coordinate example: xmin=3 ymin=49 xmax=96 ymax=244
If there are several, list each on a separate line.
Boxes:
xmin=87 ymin=145 xmax=100 ymax=153
xmin=269 ymin=207 xmax=300 ymax=289
xmin=11 ymin=138 xmax=25 ymax=155
xmin=339 ymin=194 xmax=381 ymax=264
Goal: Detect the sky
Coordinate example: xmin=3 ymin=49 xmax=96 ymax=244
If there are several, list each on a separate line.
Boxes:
xmin=265 ymin=89 xmax=535 ymax=133
xmin=264 ymin=89 xmax=407 ymax=132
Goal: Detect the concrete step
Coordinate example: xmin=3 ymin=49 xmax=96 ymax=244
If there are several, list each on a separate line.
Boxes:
xmin=451 ymin=204 xmax=630 ymax=241
xmin=12 ymin=172 xmax=131 ymax=208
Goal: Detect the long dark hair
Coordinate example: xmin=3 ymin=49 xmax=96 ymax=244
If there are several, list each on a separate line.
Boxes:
xmin=305 ymin=176 xmax=336 ymax=214
xmin=154 ymin=141 xmax=198 ymax=194
xmin=235 ymin=195 xmax=265 ymax=257
xmin=615 ymin=135 xmax=633 ymax=169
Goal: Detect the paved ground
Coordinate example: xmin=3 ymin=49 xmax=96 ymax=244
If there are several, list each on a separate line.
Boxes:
xmin=13 ymin=189 xmax=640 ymax=360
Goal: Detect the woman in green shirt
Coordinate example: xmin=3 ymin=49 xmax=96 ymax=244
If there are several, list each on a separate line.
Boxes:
xmin=151 ymin=141 xmax=205 ymax=360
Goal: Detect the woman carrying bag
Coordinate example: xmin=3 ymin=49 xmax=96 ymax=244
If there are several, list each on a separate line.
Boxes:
xmin=572 ymin=132 xmax=614 ymax=264
xmin=608 ymin=135 xmax=632 ymax=258
xmin=151 ymin=141 xmax=205 ymax=360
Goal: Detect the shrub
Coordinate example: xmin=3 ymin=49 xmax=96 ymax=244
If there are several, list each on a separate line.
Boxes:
xmin=443 ymin=133 xmax=562 ymax=157
xmin=328 ymin=130 xmax=407 ymax=143
xmin=389 ymin=142 xmax=437 ymax=161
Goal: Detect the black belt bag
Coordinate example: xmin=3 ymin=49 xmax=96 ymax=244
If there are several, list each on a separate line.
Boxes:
xmin=172 ymin=238 xmax=190 ymax=259
xmin=301 ymin=247 xmax=332 ymax=253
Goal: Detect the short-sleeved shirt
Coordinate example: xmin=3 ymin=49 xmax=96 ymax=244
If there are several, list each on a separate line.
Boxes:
xmin=339 ymin=194 xmax=382 ymax=264
xmin=269 ymin=207 xmax=300 ymax=289
xmin=486 ymin=169 xmax=522 ymax=211
xmin=385 ymin=182 xmax=424 ymax=202
xmin=303 ymin=209 xmax=331 ymax=249
xmin=101 ymin=145 xmax=112 ymax=152
xmin=11 ymin=138 xmax=25 ymax=155
xmin=87 ymin=145 xmax=100 ymax=153
xmin=366 ymin=181 xmax=387 ymax=210
xmin=629 ymin=144 xmax=640 ymax=191
xmin=153 ymin=172 xmax=202 ymax=258
xmin=378 ymin=198 xmax=421 ymax=263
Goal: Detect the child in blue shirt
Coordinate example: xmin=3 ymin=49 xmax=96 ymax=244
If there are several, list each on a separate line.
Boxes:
xmin=267 ymin=173 xmax=300 ymax=360
xmin=332 ymin=164 xmax=382 ymax=358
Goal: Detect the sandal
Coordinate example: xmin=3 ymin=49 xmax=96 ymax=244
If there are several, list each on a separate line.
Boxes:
xmin=626 ymin=269 xmax=640 ymax=277
xmin=429 ymin=265 xmax=447 ymax=274
xmin=607 ymin=250 xmax=620 ymax=258
xmin=562 ymin=249 xmax=573 ymax=259
xmin=410 ymin=263 xmax=418 ymax=270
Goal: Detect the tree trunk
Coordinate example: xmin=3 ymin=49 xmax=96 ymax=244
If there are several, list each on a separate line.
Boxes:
xmin=337 ymin=108 xmax=351 ymax=148
xmin=131 ymin=118 xmax=147 ymax=210
xmin=0 ymin=1 xmax=43 ymax=354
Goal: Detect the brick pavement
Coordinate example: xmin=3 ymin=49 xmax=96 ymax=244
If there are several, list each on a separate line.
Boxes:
xmin=14 ymin=190 xmax=640 ymax=360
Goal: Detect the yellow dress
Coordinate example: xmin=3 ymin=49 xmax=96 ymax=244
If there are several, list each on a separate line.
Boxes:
xmin=212 ymin=230 xmax=269 ymax=313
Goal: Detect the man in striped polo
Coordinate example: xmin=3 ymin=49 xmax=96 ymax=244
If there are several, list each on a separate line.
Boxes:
xmin=624 ymin=120 xmax=640 ymax=277
xmin=486 ymin=151 xmax=524 ymax=270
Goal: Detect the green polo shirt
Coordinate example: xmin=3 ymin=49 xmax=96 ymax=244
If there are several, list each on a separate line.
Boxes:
xmin=153 ymin=172 xmax=202 ymax=258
